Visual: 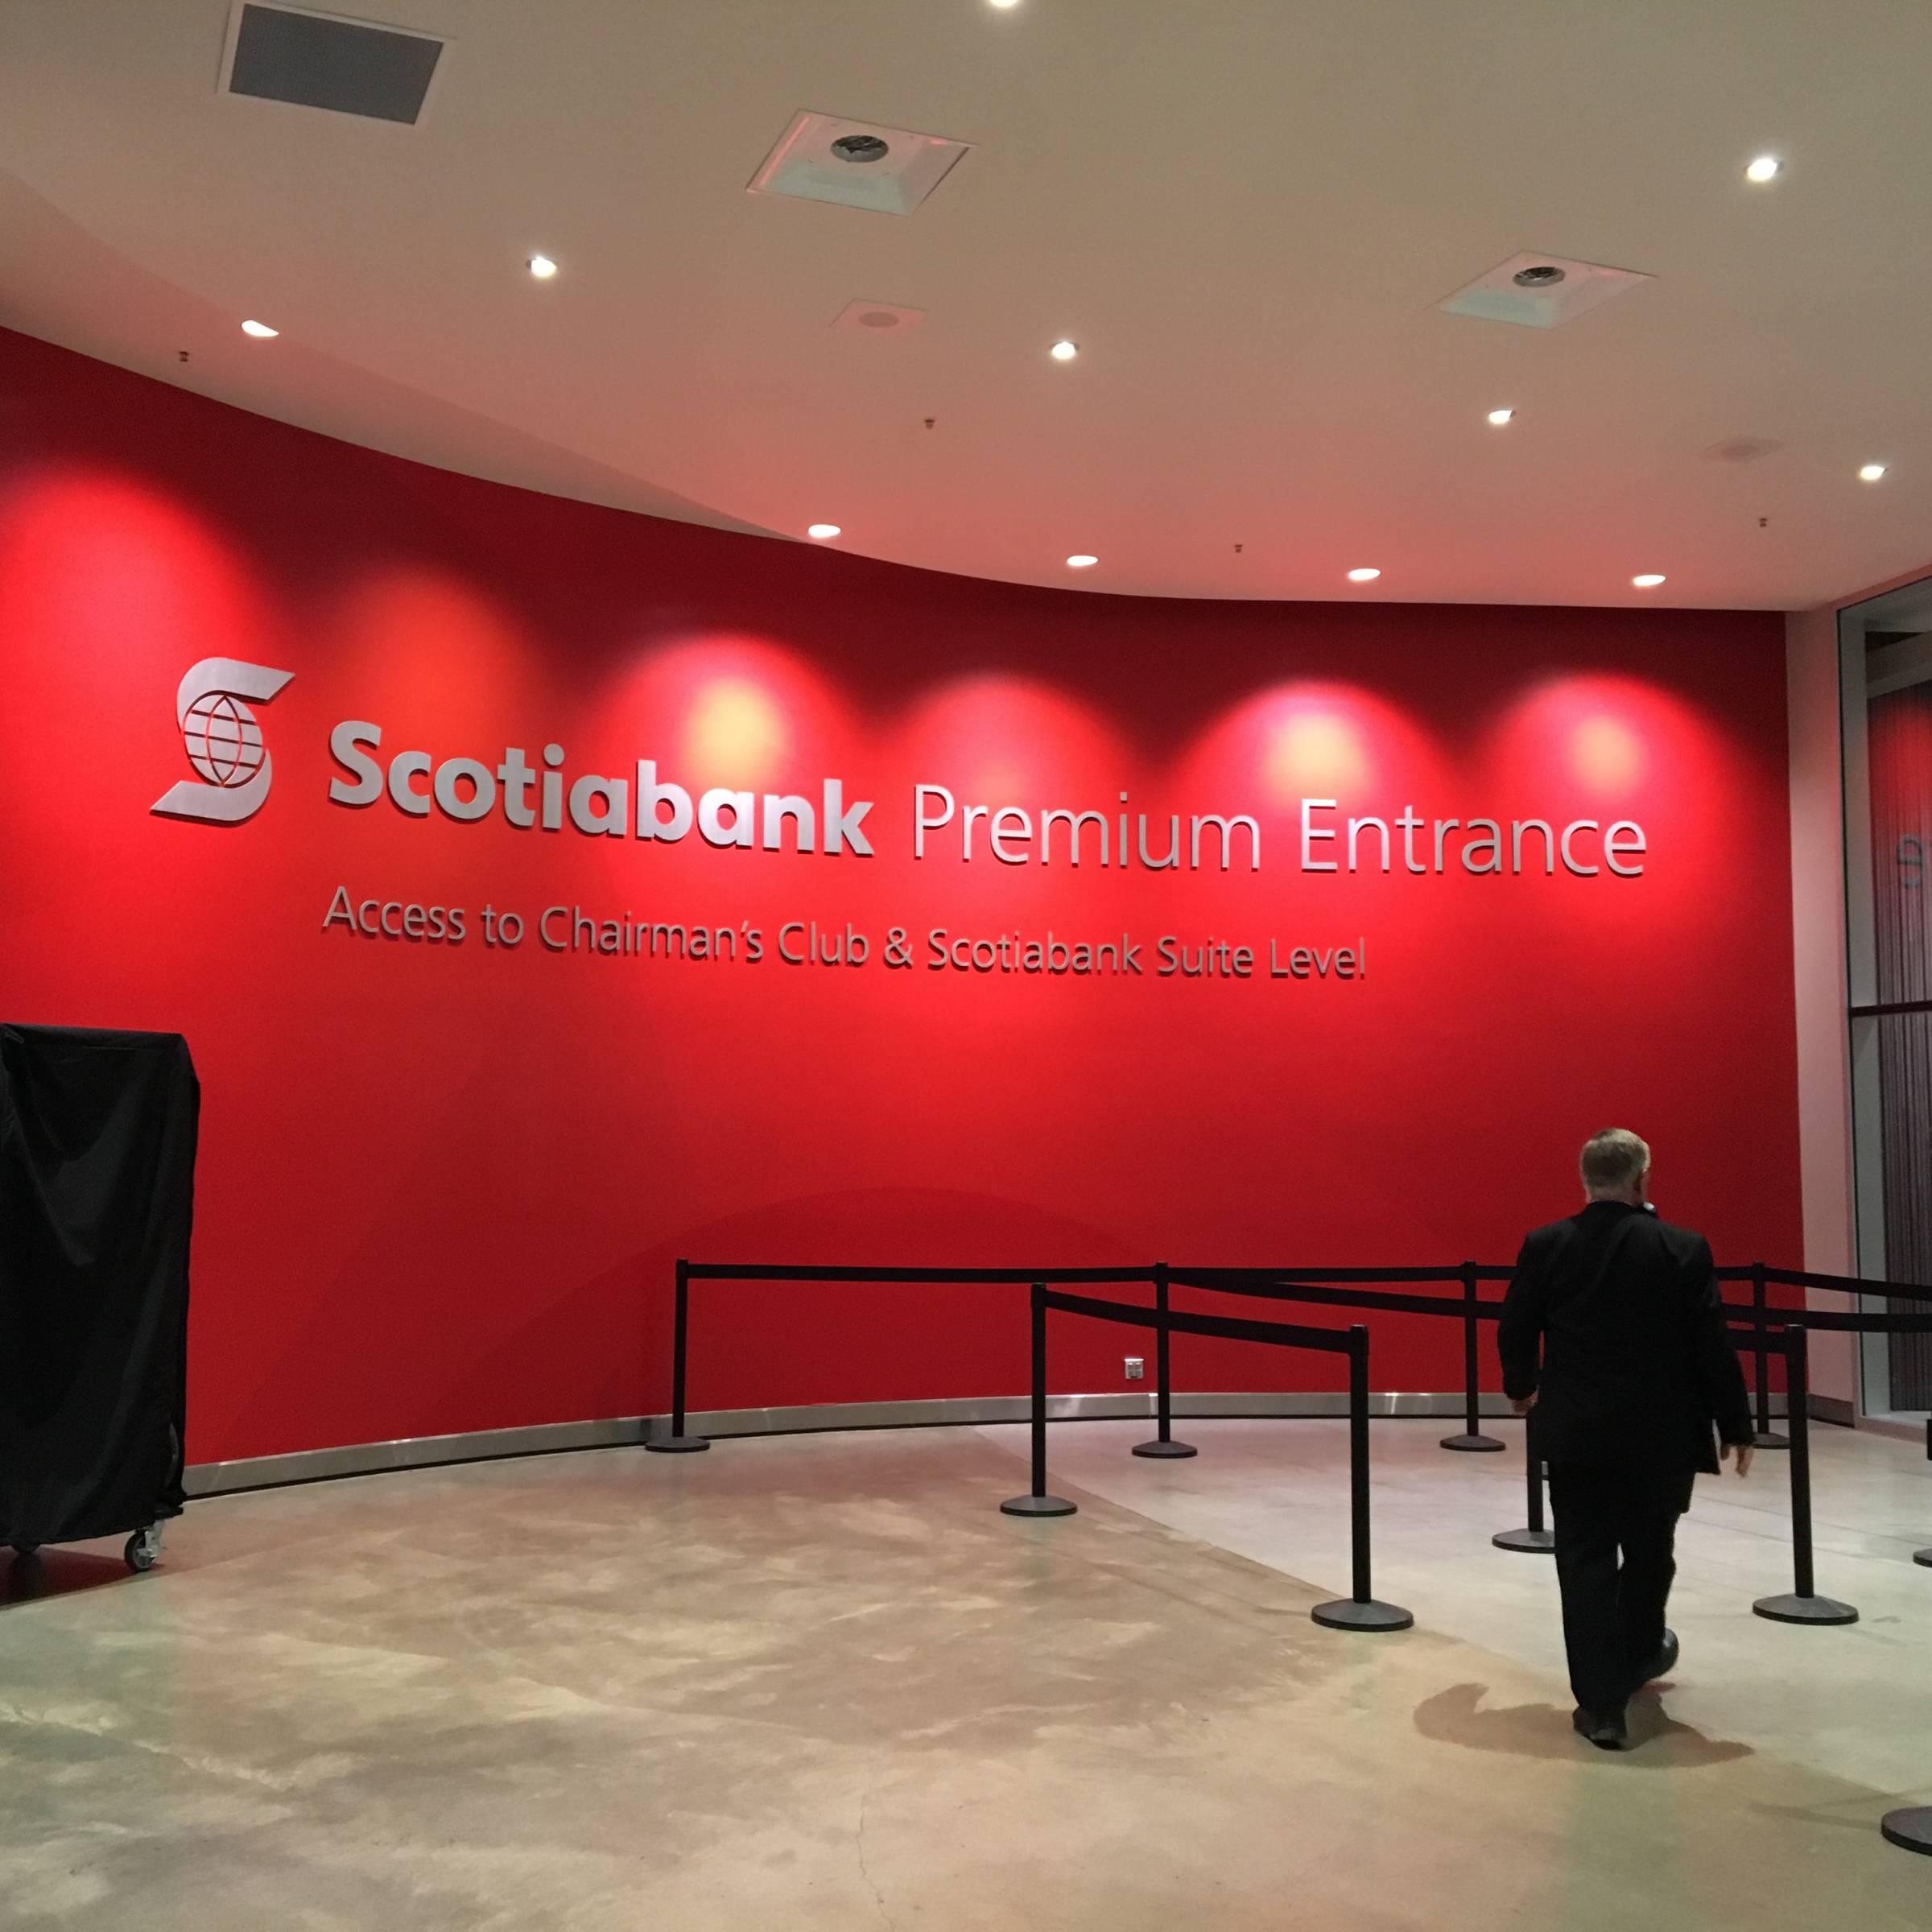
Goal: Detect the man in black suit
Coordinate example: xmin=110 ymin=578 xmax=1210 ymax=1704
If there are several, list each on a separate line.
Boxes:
xmin=1498 ymin=1128 xmax=1755 ymax=1750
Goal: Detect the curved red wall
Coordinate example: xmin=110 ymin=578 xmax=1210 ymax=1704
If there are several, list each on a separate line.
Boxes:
xmin=0 ymin=330 xmax=1800 ymax=1463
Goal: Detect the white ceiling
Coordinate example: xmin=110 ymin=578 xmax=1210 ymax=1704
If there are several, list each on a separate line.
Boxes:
xmin=2 ymin=0 xmax=1930 ymax=609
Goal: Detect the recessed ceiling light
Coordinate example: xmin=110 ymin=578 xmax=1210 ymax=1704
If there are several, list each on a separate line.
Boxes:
xmin=240 ymin=319 xmax=278 ymax=338
xmin=1049 ymin=339 xmax=1078 ymax=361
xmin=1632 ymin=573 xmax=1666 ymax=588
xmin=1487 ymin=407 xmax=1514 ymax=426
xmin=989 ymin=0 xmax=1022 ymax=9
xmin=1066 ymin=554 xmax=1098 ymax=569
xmin=1745 ymin=155 xmax=1781 ymax=184
xmin=1347 ymin=568 xmax=1381 ymax=582
xmin=807 ymin=523 xmax=841 ymax=539
xmin=1859 ymin=463 xmax=1888 ymax=482
xmin=527 ymin=254 xmax=559 ymax=279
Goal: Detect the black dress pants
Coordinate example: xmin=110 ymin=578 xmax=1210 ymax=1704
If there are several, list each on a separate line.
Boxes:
xmin=1546 ymin=1460 xmax=1695 ymax=1716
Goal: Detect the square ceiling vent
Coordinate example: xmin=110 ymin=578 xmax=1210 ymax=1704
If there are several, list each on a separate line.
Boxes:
xmin=749 ymin=112 xmax=971 ymax=216
xmin=220 ymin=3 xmax=448 ymax=126
xmin=1438 ymin=251 xmax=1651 ymax=329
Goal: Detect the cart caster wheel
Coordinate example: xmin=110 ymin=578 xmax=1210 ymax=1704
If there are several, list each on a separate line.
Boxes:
xmin=124 ymin=1527 xmax=163 ymax=1573
xmin=10 ymin=1543 xmax=39 ymax=1558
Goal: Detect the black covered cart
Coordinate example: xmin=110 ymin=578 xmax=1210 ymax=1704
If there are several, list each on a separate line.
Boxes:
xmin=1 ymin=1025 xmax=198 ymax=1572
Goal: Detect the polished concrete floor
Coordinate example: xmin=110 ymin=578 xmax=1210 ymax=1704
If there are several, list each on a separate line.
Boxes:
xmin=2 ymin=1420 xmax=1930 ymax=1929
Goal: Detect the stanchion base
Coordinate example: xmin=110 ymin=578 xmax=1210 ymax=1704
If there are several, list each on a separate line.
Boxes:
xmin=1752 ymin=1591 xmax=1859 ymax=1625
xmin=645 ymin=1435 xmax=711 ymax=1454
xmin=1001 ymin=1494 xmax=1078 ymax=1518
xmin=1880 ymin=1807 xmax=1932 ymax=1856
xmin=1913 ymin=1549 xmax=1931 ymax=1569
xmin=1439 ymin=1433 xmax=1505 ymax=1453
xmin=1311 ymin=1597 xmax=1414 ymax=1633
xmin=1130 ymin=1439 xmax=1199 ymax=1459
xmin=1752 ymin=1430 xmax=1790 ymax=1451
xmin=1492 ymin=1526 xmax=1557 ymax=1554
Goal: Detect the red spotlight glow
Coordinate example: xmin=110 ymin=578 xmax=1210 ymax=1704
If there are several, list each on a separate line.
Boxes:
xmin=685 ymin=675 xmax=790 ymax=785
xmin=1571 ymin=715 xmax=1645 ymax=790
xmin=1179 ymin=681 xmax=1447 ymax=807
xmin=1268 ymin=710 xmax=1372 ymax=794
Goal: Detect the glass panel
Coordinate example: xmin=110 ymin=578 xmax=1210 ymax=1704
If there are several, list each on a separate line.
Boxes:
xmin=1868 ymin=682 xmax=1932 ymax=1408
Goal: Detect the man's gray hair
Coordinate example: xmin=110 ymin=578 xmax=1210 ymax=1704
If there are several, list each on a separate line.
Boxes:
xmin=1580 ymin=1127 xmax=1650 ymax=1195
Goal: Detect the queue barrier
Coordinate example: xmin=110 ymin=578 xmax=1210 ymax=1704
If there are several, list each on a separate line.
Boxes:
xmin=1000 ymin=1282 xmax=1413 ymax=1633
xmin=1719 ymin=1303 xmax=1932 ymax=1628
xmin=1170 ymin=1264 xmax=1511 ymax=1453
xmin=1478 ymin=1301 xmax=1932 ymax=1570
xmin=647 ymin=1260 xmax=1158 ymax=1454
xmin=650 ymin=1258 xmax=1523 ymax=1456
xmin=654 ymin=1257 xmax=1932 ymax=1612
xmin=1718 ymin=1262 xmax=1932 ymax=1450
xmin=652 ymin=1254 xmax=1932 ymax=1462
xmin=654 ymin=1259 xmax=1932 ymax=1857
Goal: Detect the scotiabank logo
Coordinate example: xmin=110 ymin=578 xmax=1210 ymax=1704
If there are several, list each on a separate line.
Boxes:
xmin=151 ymin=658 xmax=295 ymax=824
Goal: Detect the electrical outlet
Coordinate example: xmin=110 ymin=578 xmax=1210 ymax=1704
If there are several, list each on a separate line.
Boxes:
xmin=1125 ymin=1356 xmax=1145 ymax=1381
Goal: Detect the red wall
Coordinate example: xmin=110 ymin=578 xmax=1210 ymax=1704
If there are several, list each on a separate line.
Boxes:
xmin=0 ymin=329 xmax=1802 ymax=1463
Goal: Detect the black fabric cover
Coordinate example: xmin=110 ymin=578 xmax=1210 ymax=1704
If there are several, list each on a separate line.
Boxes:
xmin=1 ymin=1026 xmax=198 ymax=1546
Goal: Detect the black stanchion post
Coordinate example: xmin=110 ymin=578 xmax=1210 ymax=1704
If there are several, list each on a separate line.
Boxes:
xmin=1753 ymin=1324 xmax=1857 ymax=1624
xmin=1002 ymin=1283 xmax=1077 ymax=1517
xmin=1917 ymin=1418 xmax=1931 ymax=1568
xmin=1492 ymin=1405 xmax=1556 ymax=1554
xmin=1880 ymin=1417 xmax=1932 ymax=1852
xmin=647 ymin=1257 xmax=710 ymax=1453
xmin=1751 ymin=1261 xmax=1789 ymax=1450
xmin=1441 ymin=1261 xmax=1503 ymax=1452
xmin=1313 ymin=1326 xmax=1413 ymax=1631
xmin=1133 ymin=1261 xmax=1198 ymax=1460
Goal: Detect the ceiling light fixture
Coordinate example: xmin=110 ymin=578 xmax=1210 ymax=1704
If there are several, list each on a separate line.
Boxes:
xmin=1745 ymin=155 xmax=1781 ymax=184
xmin=1347 ymin=568 xmax=1381 ymax=582
xmin=1859 ymin=463 xmax=1888 ymax=482
xmin=1487 ymin=407 xmax=1514 ymax=426
xmin=807 ymin=523 xmax=842 ymax=539
xmin=1632 ymin=573 xmax=1666 ymax=588
xmin=240 ymin=319 xmax=278 ymax=338
xmin=527 ymin=254 xmax=559 ymax=279
xmin=1066 ymin=554 xmax=1098 ymax=569
xmin=989 ymin=0 xmax=1023 ymax=9
xmin=1049 ymin=339 xmax=1078 ymax=361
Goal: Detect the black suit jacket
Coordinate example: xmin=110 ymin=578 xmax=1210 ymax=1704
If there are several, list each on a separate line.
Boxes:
xmin=1497 ymin=1201 xmax=1753 ymax=1475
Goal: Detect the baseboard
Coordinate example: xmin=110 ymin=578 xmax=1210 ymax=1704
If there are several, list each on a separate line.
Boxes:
xmin=184 ymin=1414 xmax=650 ymax=1496
xmin=1809 ymin=1394 xmax=1857 ymax=1428
xmin=184 ymin=1390 xmax=1513 ymax=1497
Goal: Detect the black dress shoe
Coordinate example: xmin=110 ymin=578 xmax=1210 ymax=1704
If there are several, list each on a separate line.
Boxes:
xmin=1572 ymin=1705 xmax=1630 ymax=1751
xmin=1632 ymin=1629 xmax=1680 ymax=1691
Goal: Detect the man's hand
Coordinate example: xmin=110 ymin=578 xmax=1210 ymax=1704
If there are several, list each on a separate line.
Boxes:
xmin=1510 ymin=1391 xmax=1538 ymax=1417
xmin=1722 ymin=1440 xmax=1755 ymax=1478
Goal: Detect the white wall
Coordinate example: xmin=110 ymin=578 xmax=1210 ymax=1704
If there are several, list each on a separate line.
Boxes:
xmin=1784 ymin=607 xmax=1859 ymax=1406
